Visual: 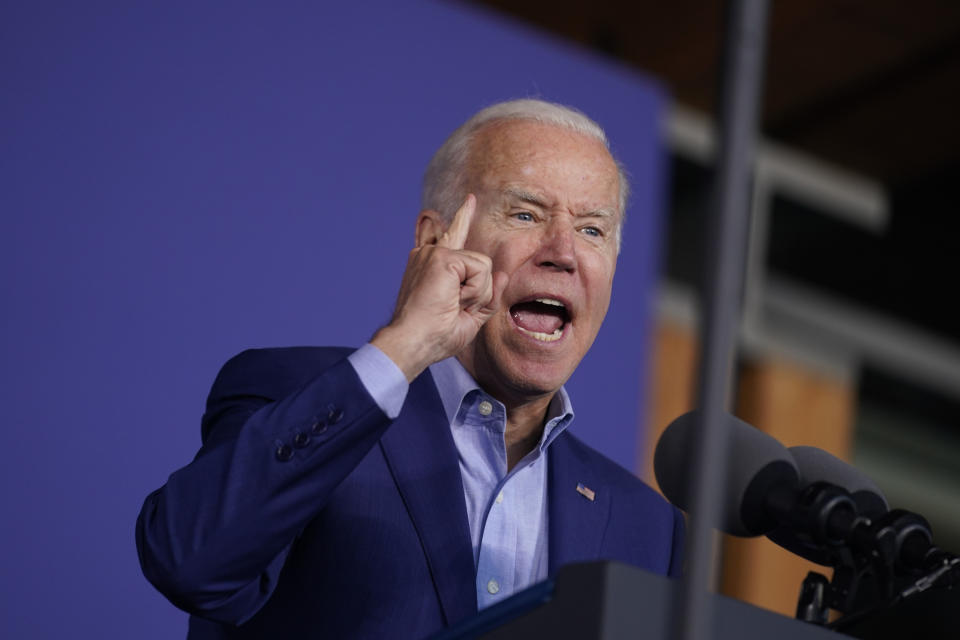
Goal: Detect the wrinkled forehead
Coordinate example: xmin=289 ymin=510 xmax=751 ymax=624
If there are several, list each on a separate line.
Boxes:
xmin=465 ymin=120 xmax=621 ymax=212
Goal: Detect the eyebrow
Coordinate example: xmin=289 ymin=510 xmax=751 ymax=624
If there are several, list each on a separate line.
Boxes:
xmin=576 ymin=208 xmax=617 ymax=220
xmin=503 ymin=187 xmax=617 ymax=220
xmin=503 ymin=187 xmax=550 ymax=209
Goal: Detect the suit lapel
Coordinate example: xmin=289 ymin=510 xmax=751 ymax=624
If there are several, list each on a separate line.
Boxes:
xmin=547 ymin=433 xmax=611 ymax=576
xmin=379 ymin=369 xmax=477 ymax=626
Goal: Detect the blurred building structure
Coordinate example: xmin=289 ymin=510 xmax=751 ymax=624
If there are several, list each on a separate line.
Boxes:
xmin=470 ymin=0 xmax=960 ymax=618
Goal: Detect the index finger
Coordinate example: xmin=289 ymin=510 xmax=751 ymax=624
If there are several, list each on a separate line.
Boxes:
xmin=437 ymin=194 xmax=475 ymax=250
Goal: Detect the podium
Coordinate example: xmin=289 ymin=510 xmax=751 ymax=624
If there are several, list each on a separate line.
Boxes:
xmin=433 ymin=561 xmax=851 ymax=640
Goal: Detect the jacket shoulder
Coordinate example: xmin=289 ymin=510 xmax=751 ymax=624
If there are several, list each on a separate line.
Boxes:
xmin=209 ymin=346 xmax=355 ymax=402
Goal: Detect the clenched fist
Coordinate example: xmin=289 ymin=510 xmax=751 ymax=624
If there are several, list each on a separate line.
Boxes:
xmin=371 ymin=195 xmax=509 ymax=381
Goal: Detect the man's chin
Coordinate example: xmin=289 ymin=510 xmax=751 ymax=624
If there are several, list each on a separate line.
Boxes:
xmin=458 ymin=324 xmax=582 ymax=395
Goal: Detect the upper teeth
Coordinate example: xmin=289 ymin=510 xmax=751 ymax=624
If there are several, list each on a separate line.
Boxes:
xmin=535 ymin=298 xmax=564 ymax=308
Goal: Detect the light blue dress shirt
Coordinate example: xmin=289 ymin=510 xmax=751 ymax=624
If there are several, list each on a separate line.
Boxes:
xmin=348 ymin=344 xmax=575 ymax=609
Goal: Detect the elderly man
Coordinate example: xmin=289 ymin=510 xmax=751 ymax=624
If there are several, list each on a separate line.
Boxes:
xmin=137 ymin=99 xmax=683 ymax=639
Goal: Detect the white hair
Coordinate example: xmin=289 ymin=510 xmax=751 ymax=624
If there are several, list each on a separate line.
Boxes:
xmin=421 ymin=99 xmax=629 ymax=247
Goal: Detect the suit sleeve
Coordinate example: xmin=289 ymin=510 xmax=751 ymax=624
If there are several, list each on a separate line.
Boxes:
xmin=135 ymin=350 xmax=394 ymax=625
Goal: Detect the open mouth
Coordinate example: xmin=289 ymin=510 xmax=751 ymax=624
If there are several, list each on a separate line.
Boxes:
xmin=510 ymin=297 xmax=570 ymax=342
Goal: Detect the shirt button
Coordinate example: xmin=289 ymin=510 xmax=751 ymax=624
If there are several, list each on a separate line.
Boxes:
xmin=478 ymin=400 xmax=493 ymax=416
xmin=495 ymin=491 xmax=504 ymax=504
xmin=486 ymin=579 xmax=500 ymax=595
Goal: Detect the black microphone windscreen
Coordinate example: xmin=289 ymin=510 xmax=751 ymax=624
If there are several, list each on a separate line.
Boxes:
xmin=788 ymin=446 xmax=888 ymax=517
xmin=654 ymin=410 xmax=799 ymax=536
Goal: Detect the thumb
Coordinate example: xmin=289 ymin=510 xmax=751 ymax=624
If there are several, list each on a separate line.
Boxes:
xmin=478 ymin=271 xmax=509 ymax=318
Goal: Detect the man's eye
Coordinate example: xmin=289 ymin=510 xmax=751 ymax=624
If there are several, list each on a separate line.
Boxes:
xmin=513 ymin=212 xmax=535 ymax=222
xmin=581 ymin=226 xmax=603 ymax=237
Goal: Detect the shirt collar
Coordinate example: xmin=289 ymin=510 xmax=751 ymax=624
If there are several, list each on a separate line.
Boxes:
xmin=428 ymin=356 xmax=575 ymax=450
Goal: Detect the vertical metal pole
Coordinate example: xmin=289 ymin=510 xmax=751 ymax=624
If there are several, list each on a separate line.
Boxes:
xmin=671 ymin=1 xmax=770 ymax=639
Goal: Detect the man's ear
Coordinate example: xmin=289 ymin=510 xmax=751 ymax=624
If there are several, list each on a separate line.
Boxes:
xmin=415 ymin=209 xmax=446 ymax=248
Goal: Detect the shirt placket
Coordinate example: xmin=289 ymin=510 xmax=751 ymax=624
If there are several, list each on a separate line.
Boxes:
xmin=471 ymin=397 xmax=518 ymax=609
xmin=475 ymin=479 xmax=518 ymax=608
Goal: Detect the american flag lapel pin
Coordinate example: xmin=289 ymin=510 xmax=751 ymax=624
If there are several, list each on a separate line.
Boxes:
xmin=576 ymin=482 xmax=596 ymax=501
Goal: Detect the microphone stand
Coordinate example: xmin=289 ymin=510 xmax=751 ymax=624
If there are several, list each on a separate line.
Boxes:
xmin=671 ymin=2 xmax=770 ymax=639
xmin=786 ymin=501 xmax=960 ymax=630
xmin=827 ymin=554 xmax=960 ymax=633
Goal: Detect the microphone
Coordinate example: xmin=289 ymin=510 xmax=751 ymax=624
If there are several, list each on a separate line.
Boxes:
xmin=789 ymin=448 xmax=955 ymax=573
xmin=654 ymin=411 xmax=866 ymax=552
xmin=765 ymin=446 xmax=886 ymax=566
xmin=654 ymin=410 xmax=801 ymax=537
xmin=656 ymin=411 xmax=960 ymax=621
xmin=657 ymin=412 xmax=955 ymax=579
xmin=788 ymin=446 xmax=888 ymax=518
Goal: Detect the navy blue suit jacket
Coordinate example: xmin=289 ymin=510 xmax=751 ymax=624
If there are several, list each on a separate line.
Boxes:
xmin=137 ymin=347 xmax=684 ymax=639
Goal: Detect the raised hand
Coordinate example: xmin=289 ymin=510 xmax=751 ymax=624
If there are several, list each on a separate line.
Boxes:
xmin=371 ymin=195 xmax=508 ymax=381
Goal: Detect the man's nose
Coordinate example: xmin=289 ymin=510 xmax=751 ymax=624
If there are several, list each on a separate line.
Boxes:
xmin=535 ymin=219 xmax=577 ymax=272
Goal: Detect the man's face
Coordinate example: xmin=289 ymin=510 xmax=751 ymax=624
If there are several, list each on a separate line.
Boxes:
xmin=457 ymin=120 xmax=621 ymax=404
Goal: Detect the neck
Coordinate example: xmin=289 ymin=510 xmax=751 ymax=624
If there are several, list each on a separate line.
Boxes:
xmin=455 ymin=350 xmax=563 ymax=471
xmin=503 ymin=395 xmax=554 ymax=471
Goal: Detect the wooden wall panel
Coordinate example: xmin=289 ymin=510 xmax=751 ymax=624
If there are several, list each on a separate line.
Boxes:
xmin=642 ymin=320 xmax=699 ymax=486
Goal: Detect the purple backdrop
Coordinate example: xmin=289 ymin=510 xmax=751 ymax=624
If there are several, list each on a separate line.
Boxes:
xmin=0 ymin=1 xmax=666 ymax=637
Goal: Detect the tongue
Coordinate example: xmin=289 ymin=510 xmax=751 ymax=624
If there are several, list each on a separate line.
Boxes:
xmin=511 ymin=302 xmax=565 ymax=334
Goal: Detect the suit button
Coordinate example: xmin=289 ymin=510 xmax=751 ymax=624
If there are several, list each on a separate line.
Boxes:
xmin=293 ymin=432 xmax=311 ymax=448
xmin=310 ymin=419 xmax=327 ymax=435
xmin=327 ymin=407 xmax=343 ymax=424
xmin=275 ymin=443 xmax=294 ymax=461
